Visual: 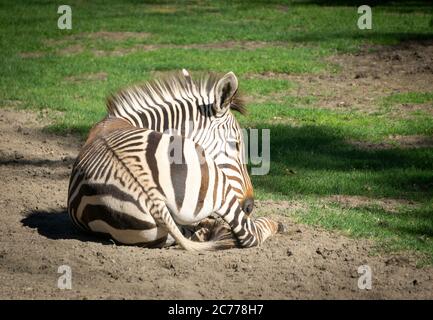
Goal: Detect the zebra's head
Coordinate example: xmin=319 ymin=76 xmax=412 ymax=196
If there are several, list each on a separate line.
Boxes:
xmin=187 ymin=70 xmax=255 ymax=215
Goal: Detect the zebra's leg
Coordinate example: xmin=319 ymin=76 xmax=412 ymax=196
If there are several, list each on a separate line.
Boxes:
xmin=148 ymin=199 xmax=237 ymax=251
xmin=215 ymin=192 xmax=281 ymax=248
xmin=186 ymin=217 xmax=237 ymax=246
xmin=189 ymin=227 xmax=211 ymax=242
xmin=176 ymin=223 xmax=211 ymax=242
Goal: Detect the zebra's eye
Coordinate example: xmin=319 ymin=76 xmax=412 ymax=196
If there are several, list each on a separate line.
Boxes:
xmin=227 ymin=139 xmax=239 ymax=150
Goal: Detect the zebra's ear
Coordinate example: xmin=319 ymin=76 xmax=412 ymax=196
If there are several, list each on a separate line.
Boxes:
xmin=182 ymin=68 xmax=193 ymax=87
xmin=182 ymin=68 xmax=191 ymax=80
xmin=214 ymin=72 xmax=238 ymax=114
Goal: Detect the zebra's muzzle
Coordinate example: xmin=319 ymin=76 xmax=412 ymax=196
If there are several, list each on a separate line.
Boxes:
xmin=242 ymin=198 xmax=254 ymax=215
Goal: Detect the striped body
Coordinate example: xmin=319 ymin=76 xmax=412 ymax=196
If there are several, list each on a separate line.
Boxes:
xmin=68 ymin=71 xmax=281 ymax=251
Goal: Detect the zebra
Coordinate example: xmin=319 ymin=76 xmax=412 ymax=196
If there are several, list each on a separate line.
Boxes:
xmin=68 ymin=71 xmax=283 ymax=250
xmin=106 ymin=70 xmax=255 ymax=214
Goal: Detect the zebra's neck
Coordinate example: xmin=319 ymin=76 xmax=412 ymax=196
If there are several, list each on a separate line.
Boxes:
xmin=106 ymin=79 xmax=236 ymax=155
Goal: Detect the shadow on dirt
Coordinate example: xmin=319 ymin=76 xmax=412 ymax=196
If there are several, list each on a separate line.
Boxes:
xmin=0 ymin=157 xmax=75 ymax=167
xmin=21 ymin=209 xmax=111 ymax=244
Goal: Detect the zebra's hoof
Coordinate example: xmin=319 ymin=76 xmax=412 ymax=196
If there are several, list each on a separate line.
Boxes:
xmin=277 ymin=222 xmax=287 ymax=234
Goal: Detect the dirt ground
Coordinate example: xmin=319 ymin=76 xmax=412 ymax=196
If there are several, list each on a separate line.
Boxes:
xmin=249 ymin=40 xmax=433 ymax=114
xmin=2 ymin=41 xmax=433 ymax=299
xmin=1 ymin=108 xmax=432 ymax=300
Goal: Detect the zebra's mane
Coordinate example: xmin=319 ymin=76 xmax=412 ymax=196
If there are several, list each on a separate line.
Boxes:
xmin=106 ymin=71 xmax=246 ymax=117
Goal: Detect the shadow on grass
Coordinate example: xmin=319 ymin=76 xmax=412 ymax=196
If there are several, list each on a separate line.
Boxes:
xmin=246 ymin=0 xmax=433 ymax=10
xmin=294 ymin=0 xmax=431 ymax=6
xmin=349 ymin=205 xmax=433 ymax=247
xmin=289 ymin=32 xmax=433 ymax=45
xmin=251 ymin=124 xmax=433 ymax=201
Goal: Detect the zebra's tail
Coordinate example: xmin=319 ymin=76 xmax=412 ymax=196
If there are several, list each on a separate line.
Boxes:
xmin=170 ymin=226 xmax=238 ymax=251
xmin=182 ymin=218 xmax=239 ymax=250
xmin=183 ymin=237 xmax=237 ymax=251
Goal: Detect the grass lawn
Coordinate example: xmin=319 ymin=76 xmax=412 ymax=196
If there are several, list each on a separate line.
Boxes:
xmin=1 ymin=0 xmax=432 ymax=263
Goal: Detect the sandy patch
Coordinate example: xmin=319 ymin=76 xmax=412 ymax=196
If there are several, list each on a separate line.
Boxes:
xmin=323 ymin=195 xmax=419 ymax=214
xmin=247 ymin=40 xmax=433 ymax=113
xmin=348 ymin=135 xmax=433 ymax=150
xmin=64 ymin=72 xmax=108 ymax=83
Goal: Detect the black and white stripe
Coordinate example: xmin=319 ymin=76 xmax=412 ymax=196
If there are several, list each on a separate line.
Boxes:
xmin=67 ymin=71 xmax=278 ymax=250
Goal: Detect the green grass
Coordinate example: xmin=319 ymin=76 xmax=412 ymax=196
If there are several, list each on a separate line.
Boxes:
xmin=383 ymin=91 xmax=433 ymax=107
xmin=1 ymin=0 xmax=433 ymax=262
